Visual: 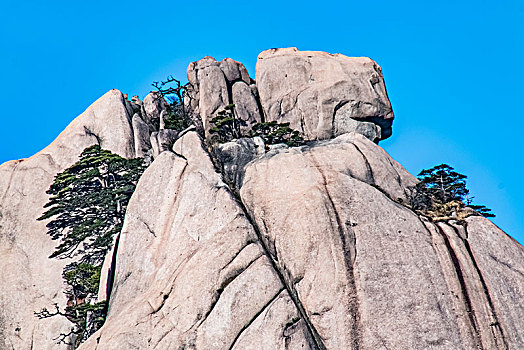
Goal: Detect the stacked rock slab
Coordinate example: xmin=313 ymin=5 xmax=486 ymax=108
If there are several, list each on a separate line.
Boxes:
xmin=0 ymin=89 xmax=161 ymax=349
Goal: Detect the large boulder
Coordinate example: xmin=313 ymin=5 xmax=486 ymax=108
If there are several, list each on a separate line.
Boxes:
xmin=0 ymin=89 xmax=153 ymax=350
xmin=143 ymin=91 xmax=169 ymax=131
xmin=256 ymin=47 xmax=394 ymax=141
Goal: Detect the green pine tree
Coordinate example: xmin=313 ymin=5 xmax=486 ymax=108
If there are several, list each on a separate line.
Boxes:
xmin=413 ymin=163 xmax=495 ymax=219
xmin=209 ymin=104 xmax=244 ymax=143
xmin=417 ymin=163 xmax=469 ymax=203
xmin=35 ymin=145 xmax=146 ymax=348
xmin=249 ymin=121 xmax=304 ymax=148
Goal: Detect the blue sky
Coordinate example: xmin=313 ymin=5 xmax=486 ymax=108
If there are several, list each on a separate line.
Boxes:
xmin=1 ymin=0 xmax=522 ymax=243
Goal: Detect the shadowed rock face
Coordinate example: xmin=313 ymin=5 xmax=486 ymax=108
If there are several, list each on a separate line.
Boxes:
xmin=2 ymin=49 xmax=524 ymax=350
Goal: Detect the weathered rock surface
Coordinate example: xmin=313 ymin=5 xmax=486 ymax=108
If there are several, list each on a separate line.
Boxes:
xmin=78 ymin=130 xmax=524 ymax=350
xmin=0 ymin=89 xmax=157 ymax=350
xmin=79 ymin=132 xmax=314 ymax=349
xmin=185 ymin=56 xmax=262 ymax=139
xmin=212 ymin=136 xmax=265 ymax=189
xmin=150 ymin=129 xmax=179 ymax=158
xmin=132 ymin=113 xmax=152 ymax=160
xmin=256 ymin=47 xmax=394 ymax=141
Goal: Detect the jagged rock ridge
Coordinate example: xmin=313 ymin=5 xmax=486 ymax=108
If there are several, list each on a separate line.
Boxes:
xmin=0 ymin=48 xmax=523 ymax=350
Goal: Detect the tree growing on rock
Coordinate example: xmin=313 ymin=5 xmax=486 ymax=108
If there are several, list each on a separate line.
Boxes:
xmin=152 ymin=76 xmax=193 ymax=131
xmin=208 ymin=104 xmax=305 ymax=149
xmin=209 ymin=104 xmax=244 ymax=143
xmin=35 ymin=145 xmax=146 ymax=348
xmin=250 ymin=121 xmax=304 ymax=148
xmin=410 ymin=163 xmax=495 ymax=219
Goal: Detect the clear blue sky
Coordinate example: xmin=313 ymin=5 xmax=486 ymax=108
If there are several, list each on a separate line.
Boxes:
xmin=1 ymin=0 xmax=522 ymax=243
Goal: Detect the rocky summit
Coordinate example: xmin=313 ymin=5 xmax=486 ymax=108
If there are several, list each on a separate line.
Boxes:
xmin=0 ymin=48 xmax=523 ymax=350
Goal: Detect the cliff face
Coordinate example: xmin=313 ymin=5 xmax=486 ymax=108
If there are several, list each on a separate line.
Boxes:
xmin=0 ymin=89 xmax=163 ymax=349
xmin=1 ymin=48 xmax=523 ymax=350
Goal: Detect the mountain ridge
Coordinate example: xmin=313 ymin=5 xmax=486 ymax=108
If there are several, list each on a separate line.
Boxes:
xmin=1 ymin=48 xmax=522 ymax=350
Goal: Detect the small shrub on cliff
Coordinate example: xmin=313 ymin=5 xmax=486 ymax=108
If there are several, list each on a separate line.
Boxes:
xmin=208 ymin=104 xmax=305 ymax=149
xmin=250 ymin=121 xmax=304 ymax=148
xmin=410 ymin=163 xmax=494 ymax=220
xmin=209 ymin=104 xmax=245 ymax=143
xmin=35 ymin=145 xmax=146 ymax=347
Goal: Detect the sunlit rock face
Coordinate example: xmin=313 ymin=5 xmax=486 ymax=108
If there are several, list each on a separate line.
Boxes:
xmin=2 ymin=49 xmax=523 ymax=350
xmin=185 ymin=56 xmax=262 ymax=140
xmin=256 ymin=47 xmax=394 ymax=142
xmin=0 ymin=89 xmax=161 ymax=350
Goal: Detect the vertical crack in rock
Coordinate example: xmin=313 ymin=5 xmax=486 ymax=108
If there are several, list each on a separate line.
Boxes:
xmin=308 ymin=152 xmax=361 ymax=350
xmin=252 ymin=85 xmax=266 ymax=123
xmin=432 ymin=223 xmax=484 ymax=349
xmin=121 ymin=94 xmax=136 ymax=153
xmin=228 ymin=191 xmax=326 ymax=350
xmin=455 ymin=224 xmax=509 ymax=350
xmin=105 ymin=233 xmax=121 ymax=306
xmin=205 ymin=133 xmax=325 ymax=348
xmin=351 ymin=143 xmax=375 ymax=184
xmin=228 ymin=287 xmax=285 ymax=350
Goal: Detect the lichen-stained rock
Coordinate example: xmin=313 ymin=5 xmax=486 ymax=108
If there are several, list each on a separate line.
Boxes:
xmin=79 ymin=132 xmax=311 ymax=349
xmin=239 ymin=132 xmax=472 ymax=349
xmin=256 ymin=47 xmax=394 ymax=141
xmin=0 ymin=89 xmax=140 ymax=350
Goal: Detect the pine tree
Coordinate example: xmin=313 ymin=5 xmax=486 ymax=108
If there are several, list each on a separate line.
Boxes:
xmin=250 ymin=121 xmax=304 ymax=148
xmin=209 ymin=104 xmax=244 ymax=143
xmin=35 ymin=145 xmax=146 ymax=347
xmin=413 ymin=163 xmax=495 ymax=218
xmin=417 ymin=163 xmax=469 ymax=203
